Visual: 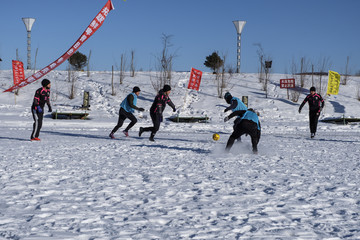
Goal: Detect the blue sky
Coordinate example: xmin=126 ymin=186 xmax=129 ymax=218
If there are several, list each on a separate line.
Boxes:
xmin=0 ymin=0 xmax=359 ymax=74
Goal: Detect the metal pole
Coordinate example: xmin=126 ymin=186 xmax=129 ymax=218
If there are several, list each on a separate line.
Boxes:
xmin=26 ymin=31 xmax=31 ymax=69
xmin=236 ymin=33 xmax=241 ymax=73
xmin=233 ymin=21 xmax=246 ymax=73
xmin=22 ymin=18 xmax=36 ymax=70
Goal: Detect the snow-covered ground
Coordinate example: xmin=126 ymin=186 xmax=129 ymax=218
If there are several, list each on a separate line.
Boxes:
xmin=0 ymin=70 xmax=359 ymax=239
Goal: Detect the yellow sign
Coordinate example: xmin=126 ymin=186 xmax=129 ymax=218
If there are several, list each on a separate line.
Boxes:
xmin=327 ymin=70 xmax=340 ymax=95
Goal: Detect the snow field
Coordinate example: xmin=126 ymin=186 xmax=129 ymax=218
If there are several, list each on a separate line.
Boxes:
xmin=0 ymin=70 xmax=359 ymax=239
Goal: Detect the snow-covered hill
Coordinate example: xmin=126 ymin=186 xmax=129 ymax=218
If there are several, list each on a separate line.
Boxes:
xmin=0 ymin=70 xmax=359 ymax=239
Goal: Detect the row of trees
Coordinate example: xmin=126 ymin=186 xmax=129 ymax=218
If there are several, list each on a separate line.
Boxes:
xmin=65 ymin=35 xmax=358 ymax=101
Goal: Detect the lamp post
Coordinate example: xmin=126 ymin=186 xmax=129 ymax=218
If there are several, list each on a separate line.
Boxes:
xmin=233 ymin=20 xmax=246 ymax=73
xmin=22 ymin=18 xmax=36 ymax=70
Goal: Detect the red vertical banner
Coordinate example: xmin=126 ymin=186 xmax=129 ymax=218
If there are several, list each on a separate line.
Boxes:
xmin=187 ymin=68 xmax=202 ymax=91
xmin=12 ymin=60 xmax=25 ymax=86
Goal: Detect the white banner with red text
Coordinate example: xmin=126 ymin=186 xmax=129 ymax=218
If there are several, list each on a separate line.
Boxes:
xmin=4 ymin=0 xmax=114 ymax=93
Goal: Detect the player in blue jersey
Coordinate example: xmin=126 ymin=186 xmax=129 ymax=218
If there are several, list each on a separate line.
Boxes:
xmin=109 ymin=86 xmax=144 ymax=138
xmin=224 ymin=108 xmax=261 ymax=154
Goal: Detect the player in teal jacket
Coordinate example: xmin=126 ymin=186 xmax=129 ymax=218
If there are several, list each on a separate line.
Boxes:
xmin=224 ymin=108 xmax=261 ymax=154
xmin=109 ymin=86 xmax=144 ymax=138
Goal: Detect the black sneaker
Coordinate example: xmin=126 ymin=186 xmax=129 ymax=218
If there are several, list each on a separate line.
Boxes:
xmin=149 ymin=135 xmax=155 ymax=142
xmin=139 ymin=127 xmax=144 ymax=137
xmin=311 ymin=133 xmax=315 ymax=138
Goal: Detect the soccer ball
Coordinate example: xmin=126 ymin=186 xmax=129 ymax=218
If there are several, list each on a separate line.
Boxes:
xmin=212 ymin=133 xmax=220 ymax=141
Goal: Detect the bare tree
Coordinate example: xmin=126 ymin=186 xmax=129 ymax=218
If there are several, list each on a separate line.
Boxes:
xmin=299 ymin=57 xmax=309 ymax=87
xmin=130 ymin=50 xmax=136 ymax=77
xmin=254 ymin=43 xmax=265 ymax=84
xmin=216 ymin=55 xmax=233 ymax=98
xmin=254 ymin=43 xmax=272 ymax=97
xmin=151 ymin=34 xmax=176 ymax=92
xmin=34 ymin=48 xmax=38 ymax=73
xmin=67 ymin=65 xmax=78 ymax=99
xmin=316 ymin=56 xmax=332 ymax=95
xmin=290 ymin=85 xmax=301 ymax=102
xmin=119 ymin=53 xmax=126 ymax=85
xmin=111 ymin=65 xmax=116 ymax=96
xmin=87 ymin=50 xmax=92 ymax=77
xmin=288 ymin=59 xmax=301 ymax=102
xmin=341 ymin=56 xmax=350 ymax=85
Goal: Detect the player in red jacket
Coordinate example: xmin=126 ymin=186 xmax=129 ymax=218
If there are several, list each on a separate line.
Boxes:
xmin=30 ymin=79 xmax=52 ymax=141
xmin=139 ymin=85 xmax=176 ymax=141
xmin=298 ymin=86 xmax=324 ymax=138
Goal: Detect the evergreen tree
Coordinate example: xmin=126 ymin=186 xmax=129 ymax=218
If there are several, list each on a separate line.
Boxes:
xmin=204 ymin=52 xmax=224 ymax=73
xmin=68 ymin=51 xmax=87 ymax=71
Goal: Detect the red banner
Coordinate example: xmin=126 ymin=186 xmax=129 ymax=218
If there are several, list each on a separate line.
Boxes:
xmin=187 ymin=68 xmax=202 ymax=91
xmin=4 ymin=0 xmax=114 ymax=93
xmin=12 ymin=60 xmax=25 ymax=86
xmin=280 ymin=78 xmax=295 ymax=88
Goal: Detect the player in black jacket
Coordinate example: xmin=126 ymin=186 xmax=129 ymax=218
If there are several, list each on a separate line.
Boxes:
xmin=298 ymin=86 xmax=324 ymax=138
xmin=139 ymin=85 xmax=176 ymax=141
xmin=31 ymin=79 xmax=52 ymax=141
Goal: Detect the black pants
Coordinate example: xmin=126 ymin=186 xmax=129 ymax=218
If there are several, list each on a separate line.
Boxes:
xmin=309 ymin=110 xmax=320 ymax=134
xmin=226 ymin=119 xmax=261 ymax=153
xmin=142 ymin=112 xmax=162 ymax=138
xmin=111 ymin=108 xmax=137 ymax=133
xmin=31 ymin=108 xmax=44 ymax=139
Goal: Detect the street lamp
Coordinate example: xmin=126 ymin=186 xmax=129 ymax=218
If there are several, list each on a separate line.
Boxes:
xmin=22 ymin=18 xmax=36 ymax=70
xmin=233 ymin=20 xmax=246 ymax=73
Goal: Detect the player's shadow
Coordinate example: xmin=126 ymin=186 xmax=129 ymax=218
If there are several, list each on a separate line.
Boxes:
xmin=329 ymin=100 xmax=345 ymax=113
xmin=42 ymin=130 xmax=107 ymax=140
xmin=0 ymin=136 xmax=31 ymax=141
xmin=135 ymin=144 xmax=211 ymax=154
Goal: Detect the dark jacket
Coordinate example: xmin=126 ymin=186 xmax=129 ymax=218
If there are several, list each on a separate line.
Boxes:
xmin=150 ymin=90 xmax=175 ymax=115
xmin=32 ymin=87 xmax=51 ymax=111
xmin=299 ymin=93 xmax=324 ymax=113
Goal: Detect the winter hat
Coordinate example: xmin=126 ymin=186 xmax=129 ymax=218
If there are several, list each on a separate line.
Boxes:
xmin=41 ymin=79 xmax=51 ymax=87
xmin=163 ymin=85 xmax=171 ymax=92
xmin=224 ymin=92 xmax=232 ymax=103
xmin=310 ymin=86 xmax=316 ymax=92
xmin=133 ymin=86 xmax=141 ymax=93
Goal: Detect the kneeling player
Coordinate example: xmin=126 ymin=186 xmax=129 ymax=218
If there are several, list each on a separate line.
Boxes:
xmin=224 ymin=108 xmax=261 ymax=154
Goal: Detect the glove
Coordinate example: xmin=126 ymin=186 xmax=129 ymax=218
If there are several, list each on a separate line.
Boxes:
xmin=48 ymin=106 xmax=52 ymax=112
xmin=138 ymin=108 xmax=145 ymax=112
xmin=224 ymin=116 xmax=229 ymax=122
xmin=298 ymin=109 xmax=301 ymax=114
xmin=173 ymin=108 xmax=176 ymax=112
xmin=36 ymin=106 xmax=43 ymax=113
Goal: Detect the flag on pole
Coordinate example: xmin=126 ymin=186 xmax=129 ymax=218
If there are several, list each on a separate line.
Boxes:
xmin=12 ymin=60 xmax=25 ymax=86
xmin=4 ymin=0 xmax=115 ymax=93
xmin=187 ymin=68 xmax=202 ymax=91
xmin=326 ymin=70 xmax=340 ymax=95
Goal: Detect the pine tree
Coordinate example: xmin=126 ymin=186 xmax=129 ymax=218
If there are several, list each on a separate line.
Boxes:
xmin=68 ymin=51 xmax=87 ymax=71
xmin=204 ymin=52 xmax=224 ymax=73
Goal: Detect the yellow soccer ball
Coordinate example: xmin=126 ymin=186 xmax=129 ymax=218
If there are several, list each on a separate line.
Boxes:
xmin=212 ymin=133 xmax=220 ymax=141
